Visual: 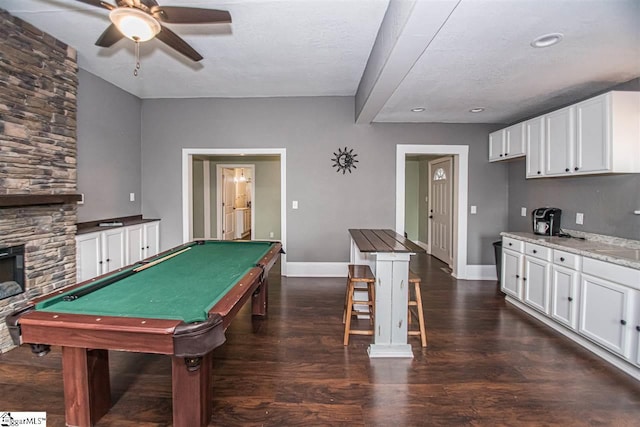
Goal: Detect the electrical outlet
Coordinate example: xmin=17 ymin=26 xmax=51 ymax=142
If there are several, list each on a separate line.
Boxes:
xmin=576 ymin=212 xmax=584 ymax=225
xmin=521 ymin=207 xmax=527 ymax=217
xmin=470 ymin=205 xmax=477 ymax=214
xmin=292 ymin=201 xmax=298 ymax=209
xmin=269 ymin=232 xmax=274 ymax=238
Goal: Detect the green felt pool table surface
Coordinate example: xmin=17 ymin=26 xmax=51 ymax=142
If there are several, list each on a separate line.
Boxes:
xmin=35 ymin=240 xmax=276 ymax=323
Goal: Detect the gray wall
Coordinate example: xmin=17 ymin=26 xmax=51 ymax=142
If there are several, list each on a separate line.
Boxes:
xmin=508 ymin=160 xmax=640 ymax=239
xmin=140 ymin=96 xmax=505 ymax=264
xmin=77 ymin=69 xmax=142 ymax=222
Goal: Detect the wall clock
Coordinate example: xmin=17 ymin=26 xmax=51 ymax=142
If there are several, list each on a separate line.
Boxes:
xmin=331 ymin=147 xmax=359 ymax=174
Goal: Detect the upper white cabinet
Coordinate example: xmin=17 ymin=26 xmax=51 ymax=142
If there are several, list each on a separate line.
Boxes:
xmin=525 ymin=116 xmax=545 ymax=178
xmin=489 ymin=122 xmax=526 ymax=162
xmin=495 ymin=91 xmax=640 ymax=177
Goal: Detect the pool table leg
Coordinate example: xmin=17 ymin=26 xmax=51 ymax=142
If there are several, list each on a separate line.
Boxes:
xmin=61 ymin=347 xmax=111 ymax=427
xmin=171 ymin=351 xmax=212 ymax=427
xmin=251 ymin=278 xmax=268 ymax=317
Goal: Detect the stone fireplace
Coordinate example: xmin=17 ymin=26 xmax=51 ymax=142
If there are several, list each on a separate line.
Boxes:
xmin=0 ymin=9 xmax=79 ymax=352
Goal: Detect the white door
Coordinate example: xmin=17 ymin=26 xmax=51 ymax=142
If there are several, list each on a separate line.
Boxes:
xmin=144 ymin=221 xmax=160 ymax=256
xmin=102 ymin=228 xmax=126 ymax=274
xmin=127 ymin=224 xmax=145 ymax=264
xmin=222 ymin=168 xmax=236 ymax=240
xmin=428 ymin=157 xmax=453 ymax=266
xmin=76 ymin=232 xmax=102 ymax=282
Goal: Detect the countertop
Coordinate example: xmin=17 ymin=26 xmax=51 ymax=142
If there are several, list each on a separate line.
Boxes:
xmin=77 ymin=215 xmax=159 ymax=235
xmin=501 ymin=230 xmax=640 ymax=270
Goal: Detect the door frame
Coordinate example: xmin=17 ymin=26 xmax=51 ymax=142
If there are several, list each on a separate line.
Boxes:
xmin=396 ymin=145 xmax=468 ymax=279
xmin=216 ymin=164 xmax=256 ymax=240
xmin=182 ymin=148 xmax=287 ymax=275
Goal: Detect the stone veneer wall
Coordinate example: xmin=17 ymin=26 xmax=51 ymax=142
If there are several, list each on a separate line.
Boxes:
xmin=0 ymin=10 xmax=79 ymax=352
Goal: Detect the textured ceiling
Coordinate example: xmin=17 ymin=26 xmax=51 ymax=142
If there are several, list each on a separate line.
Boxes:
xmin=3 ymin=0 xmax=639 ymax=124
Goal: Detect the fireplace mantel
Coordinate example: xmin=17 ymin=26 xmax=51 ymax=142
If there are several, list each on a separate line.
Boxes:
xmin=0 ymin=194 xmax=82 ymax=208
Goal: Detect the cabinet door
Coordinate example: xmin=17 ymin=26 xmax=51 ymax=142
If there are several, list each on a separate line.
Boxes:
xmin=76 ymin=233 xmax=102 ymax=282
xmin=505 ymin=123 xmax=525 ymax=158
xmin=102 ymin=228 xmax=126 ymax=274
xmin=545 ymin=106 xmax=575 ymax=175
xmin=525 ymin=116 xmax=545 ymax=178
xmin=551 ymin=265 xmax=579 ymax=329
xmin=501 ymin=248 xmax=522 ymax=299
xmin=127 ymin=224 xmax=145 ymax=264
xmin=579 ymin=274 xmax=633 ymax=358
xmin=576 ymin=93 xmax=610 ymax=173
xmin=144 ymin=221 xmax=160 ymax=257
xmin=489 ymin=130 xmax=505 ymax=161
xmin=523 ymin=257 xmax=550 ymax=313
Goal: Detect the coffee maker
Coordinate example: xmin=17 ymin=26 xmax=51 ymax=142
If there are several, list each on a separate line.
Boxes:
xmin=532 ymin=207 xmax=562 ymax=236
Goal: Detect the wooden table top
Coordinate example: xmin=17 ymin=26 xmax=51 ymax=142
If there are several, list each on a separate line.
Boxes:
xmin=349 ymin=229 xmax=425 ymax=254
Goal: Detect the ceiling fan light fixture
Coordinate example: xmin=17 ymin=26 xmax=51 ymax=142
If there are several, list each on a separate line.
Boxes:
xmin=110 ymin=8 xmax=161 ymax=42
xmin=530 ymin=33 xmax=564 ymax=48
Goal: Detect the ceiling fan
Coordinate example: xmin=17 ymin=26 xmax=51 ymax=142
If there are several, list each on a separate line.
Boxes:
xmin=75 ymin=0 xmax=232 ymax=62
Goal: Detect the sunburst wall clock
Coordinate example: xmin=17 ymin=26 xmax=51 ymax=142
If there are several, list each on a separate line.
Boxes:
xmin=331 ymin=147 xmax=359 ymax=174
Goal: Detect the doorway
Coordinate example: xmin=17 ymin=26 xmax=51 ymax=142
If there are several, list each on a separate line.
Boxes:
xmin=182 ymin=148 xmax=287 ymax=275
xmin=217 ymin=165 xmax=255 ymax=241
xmin=428 ymin=157 xmax=453 ymax=267
xmin=396 ymin=145 xmax=469 ymax=279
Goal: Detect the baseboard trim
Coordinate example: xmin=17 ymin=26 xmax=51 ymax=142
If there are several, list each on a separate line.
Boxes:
xmin=285 ymin=262 xmax=349 ymax=277
xmin=465 ymin=265 xmax=498 ymax=281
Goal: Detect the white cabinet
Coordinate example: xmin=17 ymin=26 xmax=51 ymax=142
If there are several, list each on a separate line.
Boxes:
xmin=544 ymin=106 xmax=575 ymax=175
xmin=489 ymin=123 xmax=526 ymax=162
xmin=550 ymin=264 xmax=579 ymax=329
xmin=525 ymin=116 xmax=545 ymax=178
xmin=522 ymin=243 xmax=551 ymax=314
xmin=501 ymin=248 xmax=523 ymax=299
xmin=579 ymin=274 xmax=634 ymax=359
xmin=76 ymin=228 xmax=126 ymax=282
xmin=234 ymin=209 xmax=251 ymax=239
xmin=76 ymin=221 xmax=160 ymax=282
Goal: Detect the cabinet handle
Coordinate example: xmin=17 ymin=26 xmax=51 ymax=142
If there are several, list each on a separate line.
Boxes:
xmin=620 ymin=320 xmax=627 ymax=326
xmin=505 ymin=153 xmax=508 ymax=156
xmin=537 ymin=171 xmax=541 ymax=175
xmin=560 ymin=257 xmax=565 ymax=262
xmin=515 ymin=274 xmax=520 ymax=278
xmin=146 ymin=246 xmax=150 ymax=249
xmin=429 ymin=215 xmax=433 ymax=219
xmin=499 ymin=154 xmax=503 ymax=157
xmin=568 ymin=297 xmax=573 ymax=302
xmin=106 ymin=258 xmax=110 ymax=262
xmin=508 ymin=242 xmax=512 ymax=246
xmin=574 ymin=167 xmax=579 ymax=171
xmin=532 ymin=249 xmax=537 ymax=254
xmin=565 ymin=168 xmax=570 ymax=172
xmin=99 ymin=261 xmax=103 ymax=265
xmin=523 ymin=277 xmax=527 ymax=281
xmin=636 ymin=326 xmax=640 ymax=332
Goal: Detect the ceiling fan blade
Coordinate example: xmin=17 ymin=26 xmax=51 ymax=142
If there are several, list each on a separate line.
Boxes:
xmin=95 ymin=24 xmax=124 ymax=47
xmin=152 ymin=6 xmax=232 ymax=24
xmin=155 ymin=26 xmax=203 ymax=62
xmin=74 ymin=0 xmax=115 ymax=10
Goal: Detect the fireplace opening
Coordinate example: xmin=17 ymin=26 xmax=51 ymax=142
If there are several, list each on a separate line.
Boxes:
xmin=0 ymin=245 xmax=25 ymax=300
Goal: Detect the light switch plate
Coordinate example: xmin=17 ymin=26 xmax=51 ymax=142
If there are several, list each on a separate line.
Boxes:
xmin=129 ymin=192 xmax=135 ymax=202
xmin=470 ymin=205 xmax=477 ymax=214
xmin=521 ymin=207 xmax=527 ymax=217
xmin=292 ymin=201 xmax=298 ymax=209
xmin=576 ymin=212 xmax=584 ymax=225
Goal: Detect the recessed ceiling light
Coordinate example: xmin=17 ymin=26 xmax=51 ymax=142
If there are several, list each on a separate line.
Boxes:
xmin=411 ymin=107 xmax=426 ymax=112
xmin=530 ymin=33 xmax=564 ymax=48
xmin=469 ymin=107 xmax=485 ymax=113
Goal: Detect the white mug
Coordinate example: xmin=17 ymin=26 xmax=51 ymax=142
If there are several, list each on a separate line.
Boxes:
xmin=536 ymin=222 xmax=549 ymax=234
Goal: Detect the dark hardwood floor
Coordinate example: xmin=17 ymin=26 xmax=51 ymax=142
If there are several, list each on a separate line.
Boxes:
xmin=1 ymin=254 xmax=639 ymax=426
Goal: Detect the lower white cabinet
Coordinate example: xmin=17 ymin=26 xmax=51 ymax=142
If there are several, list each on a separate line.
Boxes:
xmin=550 ymin=264 xmax=579 ymax=329
xmin=501 ymin=234 xmax=640 ymax=380
xmin=579 ymin=274 xmax=634 ymax=359
xmin=501 ymin=248 xmax=522 ymax=299
xmin=523 ymin=256 xmax=550 ymax=314
xmin=76 ymin=221 xmax=160 ymax=282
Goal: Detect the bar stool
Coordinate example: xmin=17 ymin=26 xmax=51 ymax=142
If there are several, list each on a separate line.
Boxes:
xmin=407 ymin=270 xmax=427 ymax=347
xmin=343 ymin=264 xmax=375 ymax=345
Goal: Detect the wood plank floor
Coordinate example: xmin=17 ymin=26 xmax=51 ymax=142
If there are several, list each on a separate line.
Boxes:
xmin=1 ymin=254 xmax=639 ymax=426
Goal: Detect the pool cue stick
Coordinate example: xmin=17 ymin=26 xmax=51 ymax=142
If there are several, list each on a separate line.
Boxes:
xmin=133 ymin=247 xmax=191 ymax=272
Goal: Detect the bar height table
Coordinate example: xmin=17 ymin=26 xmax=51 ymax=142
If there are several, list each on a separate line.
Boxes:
xmin=348 ymin=229 xmax=425 ymax=358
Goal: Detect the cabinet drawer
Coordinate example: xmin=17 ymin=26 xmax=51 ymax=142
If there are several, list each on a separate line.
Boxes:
xmin=525 ymin=242 xmax=551 ymax=260
xmin=503 ymin=237 xmax=524 ymax=252
xmin=553 ymin=250 xmax=581 ymax=270
xmin=583 ymin=257 xmax=640 ymax=289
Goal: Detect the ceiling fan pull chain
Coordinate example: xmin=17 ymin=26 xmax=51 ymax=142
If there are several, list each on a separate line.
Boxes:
xmin=134 ymin=39 xmax=141 ymax=77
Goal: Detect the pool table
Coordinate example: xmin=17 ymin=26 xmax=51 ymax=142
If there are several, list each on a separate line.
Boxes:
xmin=7 ymin=239 xmax=282 ymax=427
